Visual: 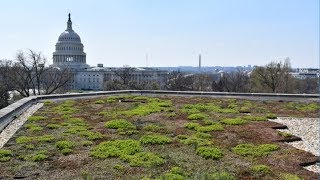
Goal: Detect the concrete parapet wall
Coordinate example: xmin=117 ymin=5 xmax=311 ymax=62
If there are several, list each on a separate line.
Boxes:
xmin=1 ymin=90 xmax=319 ymax=132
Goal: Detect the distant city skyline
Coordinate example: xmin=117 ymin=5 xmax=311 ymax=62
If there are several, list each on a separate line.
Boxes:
xmin=0 ymin=0 xmax=319 ymax=68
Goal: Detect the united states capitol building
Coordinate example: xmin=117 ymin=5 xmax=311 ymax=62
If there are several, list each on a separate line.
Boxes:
xmin=52 ymin=14 xmax=168 ymax=90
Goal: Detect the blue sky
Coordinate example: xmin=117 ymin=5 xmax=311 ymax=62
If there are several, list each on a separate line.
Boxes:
xmin=0 ymin=0 xmax=318 ymax=68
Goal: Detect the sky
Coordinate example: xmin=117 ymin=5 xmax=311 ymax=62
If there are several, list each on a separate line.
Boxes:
xmin=0 ymin=0 xmax=319 ymax=68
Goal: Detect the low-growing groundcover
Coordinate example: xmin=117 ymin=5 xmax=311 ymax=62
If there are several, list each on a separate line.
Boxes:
xmin=0 ymin=95 xmax=318 ymax=179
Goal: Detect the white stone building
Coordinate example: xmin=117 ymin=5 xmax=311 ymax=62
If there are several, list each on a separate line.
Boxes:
xmin=52 ymin=14 xmax=169 ymax=90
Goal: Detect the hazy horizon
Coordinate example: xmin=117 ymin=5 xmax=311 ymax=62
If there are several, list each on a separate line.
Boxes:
xmin=0 ymin=0 xmax=319 ymax=68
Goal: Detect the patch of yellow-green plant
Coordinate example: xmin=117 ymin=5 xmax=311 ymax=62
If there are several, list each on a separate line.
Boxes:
xmin=16 ymin=135 xmax=55 ymax=144
xmin=82 ymin=140 xmax=93 ymax=147
xmin=55 ymin=140 xmax=75 ymax=155
xmin=165 ymin=112 xmax=176 ymax=118
xmin=280 ymin=173 xmax=301 ymax=180
xmin=143 ymin=124 xmax=164 ymax=132
xmin=209 ymin=172 xmax=235 ymax=180
xmin=250 ymin=165 xmax=271 ymax=175
xmin=243 ymin=116 xmax=268 ymax=121
xmin=122 ymin=99 xmax=173 ymax=117
xmin=286 ymin=102 xmax=320 ymax=112
xmin=120 ymin=152 xmax=165 ymax=167
xmin=196 ymin=146 xmax=224 ymax=160
xmin=278 ymin=131 xmax=293 ymax=138
xmin=184 ymin=122 xmax=201 ymax=130
xmin=266 ymin=113 xmax=277 ymax=119
xmin=140 ymin=134 xmax=172 ymax=145
xmin=158 ymin=167 xmax=186 ymax=180
xmin=53 ymin=100 xmax=77 ymax=115
xmin=196 ymin=123 xmax=224 ymax=132
xmin=222 ymin=118 xmax=247 ymax=125
xmin=90 ymin=139 xmax=141 ymax=159
xmin=94 ymin=100 xmax=105 ymax=104
xmin=232 ymin=143 xmax=280 ymax=157
xmin=43 ymin=100 xmax=53 ymax=105
xmin=23 ymin=150 xmax=48 ymax=162
xmin=46 ymin=123 xmax=61 ymax=129
xmin=0 ymin=149 xmax=12 ymax=162
xmin=105 ymin=119 xmax=136 ymax=130
xmin=182 ymin=103 xmax=239 ymax=115
xmin=25 ymin=123 xmax=43 ymax=132
xmin=178 ymin=134 xmax=212 ymax=147
xmin=187 ymin=113 xmax=208 ymax=120
xmin=28 ymin=116 xmax=45 ymax=122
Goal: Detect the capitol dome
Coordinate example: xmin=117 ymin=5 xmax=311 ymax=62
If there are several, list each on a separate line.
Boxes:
xmin=52 ymin=13 xmax=88 ymax=69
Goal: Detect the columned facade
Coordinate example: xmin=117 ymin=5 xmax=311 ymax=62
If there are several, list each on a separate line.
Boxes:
xmin=52 ymin=13 xmax=88 ymax=69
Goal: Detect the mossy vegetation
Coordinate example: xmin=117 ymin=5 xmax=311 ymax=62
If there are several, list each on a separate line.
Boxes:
xmin=105 ymin=119 xmax=136 ymax=130
xmin=0 ymin=149 xmax=12 ymax=162
xmin=1 ymin=95 xmax=316 ymax=179
xmin=222 ymin=118 xmax=247 ymax=125
xmin=140 ymin=134 xmax=172 ymax=145
xmin=28 ymin=116 xmax=45 ymax=122
xmin=250 ymin=164 xmax=271 ymax=175
xmin=232 ymin=143 xmax=280 ymax=157
xmin=196 ymin=146 xmax=224 ymax=160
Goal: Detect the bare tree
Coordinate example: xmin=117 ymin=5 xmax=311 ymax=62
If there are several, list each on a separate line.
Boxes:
xmin=212 ymin=70 xmax=250 ymax=92
xmin=114 ymin=67 xmax=135 ymax=85
xmin=250 ymin=59 xmax=292 ymax=93
xmin=165 ymin=71 xmax=194 ymax=91
xmin=0 ymin=50 xmax=71 ymax=97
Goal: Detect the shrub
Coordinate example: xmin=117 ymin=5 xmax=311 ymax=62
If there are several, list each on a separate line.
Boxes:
xmin=232 ymin=143 xmax=280 ymax=157
xmin=105 ymin=119 xmax=136 ymax=130
xmin=250 ymin=165 xmax=271 ymax=174
xmin=55 ymin=140 xmax=75 ymax=150
xmin=46 ymin=123 xmax=61 ymax=129
xmin=266 ymin=113 xmax=277 ymax=119
xmin=196 ymin=147 xmax=224 ymax=160
xmin=187 ymin=113 xmax=207 ymax=120
xmin=243 ymin=116 xmax=267 ymax=121
xmin=28 ymin=116 xmax=45 ymax=121
xmin=121 ymin=152 xmax=165 ymax=167
xmin=143 ymin=124 xmax=163 ymax=132
xmin=0 ymin=149 xmax=12 ymax=162
xmin=184 ymin=122 xmax=201 ymax=130
xmin=209 ymin=172 xmax=235 ymax=180
xmin=140 ymin=135 xmax=172 ymax=145
xmin=196 ymin=124 xmax=224 ymax=132
xmin=90 ymin=139 xmax=141 ymax=159
xmin=222 ymin=118 xmax=247 ymax=125
xmin=94 ymin=100 xmax=105 ymax=104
